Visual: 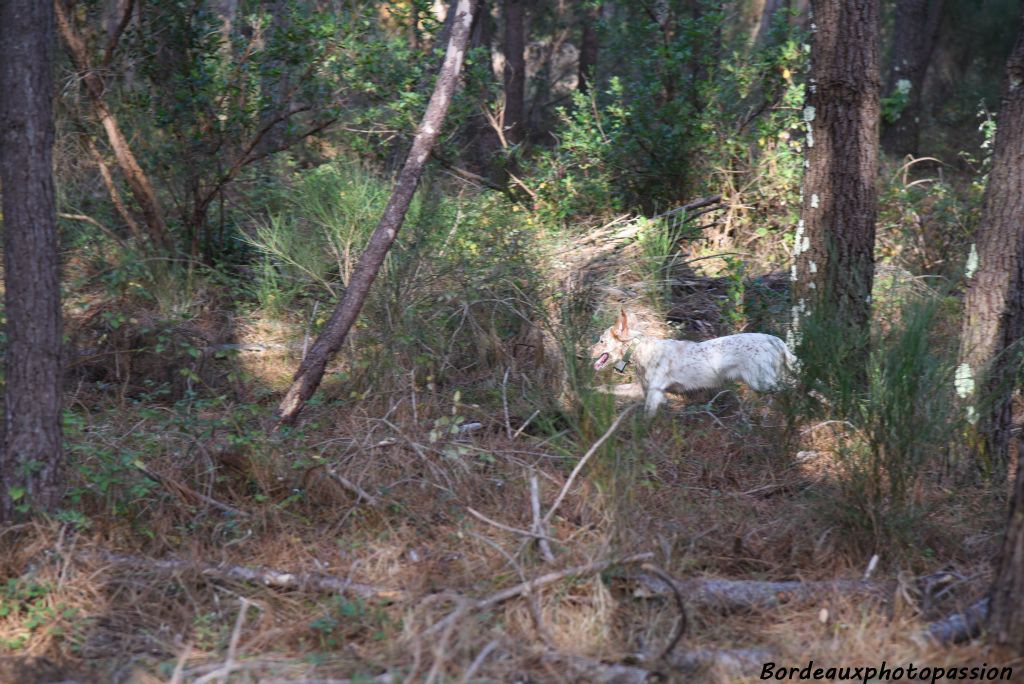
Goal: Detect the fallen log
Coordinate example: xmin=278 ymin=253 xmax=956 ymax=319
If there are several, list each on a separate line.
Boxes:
xmin=916 ymin=598 xmax=989 ymax=645
xmin=633 ymin=571 xmax=889 ymax=612
xmin=90 ymin=551 xmax=406 ymax=602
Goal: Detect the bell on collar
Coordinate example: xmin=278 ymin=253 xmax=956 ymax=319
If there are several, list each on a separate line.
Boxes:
xmin=613 ymin=359 xmax=628 ymax=373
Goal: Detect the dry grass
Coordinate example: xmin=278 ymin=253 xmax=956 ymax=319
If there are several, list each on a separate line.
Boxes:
xmin=0 ymin=380 xmax=1015 ymax=682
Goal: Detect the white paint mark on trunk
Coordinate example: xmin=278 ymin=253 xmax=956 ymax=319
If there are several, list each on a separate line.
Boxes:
xmin=965 ymin=243 xmax=979 ymax=278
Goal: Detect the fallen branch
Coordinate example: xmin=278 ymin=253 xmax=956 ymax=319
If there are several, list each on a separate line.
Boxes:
xmin=466 ymin=506 xmax=561 ymax=543
xmin=634 ymin=571 xmax=888 ymax=612
xmin=133 ymin=462 xmax=247 ymax=517
xmin=91 ymin=551 xmax=406 ymax=602
xmin=323 ymin=467 xmax=381 ymax=508
xmin=641 ymin=563 xmax=687 ymax=662
xmin=424 ymin=551 xmax=654 ymax=635
xmin=542 ymin=404 xmax=638 ymax=527
xmin=530 ymin=473 xmax=556 ymax=563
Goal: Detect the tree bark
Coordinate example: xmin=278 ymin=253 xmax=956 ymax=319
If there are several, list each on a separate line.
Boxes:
xmin=989 ymin=441 xmax=1024 ymax=649
xmin=0 ymin=0 xmax=64 ymax=519
xmin=880 ymin=0 xmax=942 ymax=157
xmin=54 ymin=0 xmax=172 ymax=252
xmin=502 ymin=0 xmax=526 ymax=144
xmin=577 ymin=1 xmax=600 ymax=94
xmin=955 ymin=15 xmax=1024 ymax=466
xmin=791 ymin=0 xmax=880 ymax=376
xmin=276 ymin=0 xmax=477 ymax=426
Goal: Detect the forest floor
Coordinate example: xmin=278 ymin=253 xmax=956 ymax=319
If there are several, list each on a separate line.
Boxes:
xmin=0 ymin=205 xmax=1020 ymax=683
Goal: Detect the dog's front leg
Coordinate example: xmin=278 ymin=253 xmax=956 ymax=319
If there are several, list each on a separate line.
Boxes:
xmin=644 ymin=387 xmax=666 ymax=417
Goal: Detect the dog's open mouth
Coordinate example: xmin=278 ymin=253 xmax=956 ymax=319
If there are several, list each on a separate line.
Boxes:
xmin=593 ymin=352 xmax=610 ymax=371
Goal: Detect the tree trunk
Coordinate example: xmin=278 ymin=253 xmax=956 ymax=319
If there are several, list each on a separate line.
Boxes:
xmin=790 ymin=0 xmax=880 ymax=376
xmin=955 ymin=16 xmax=1024 ymax=466
xmin=577 ymin=1 xmax=600 ymax=93
xmin=276 ymin=0 xmax=478 ymax=427
xmin=0 ymin=0 xmax=64 ymax=519
xmin=754 ymin=0 xmax=789 ymax=47
xmin=54 ymin=0 xmax=172 ymax=252
xmin=989 ymin=443 xmax=1024 ymax=649
xmin=880 ymin=0 xmax=942 ymax=157
xmin=502 ymin=0 xmax=526 ymax=144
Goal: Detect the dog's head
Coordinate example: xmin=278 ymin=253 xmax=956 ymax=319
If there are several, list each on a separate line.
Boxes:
xmin=590 ymin=309 xmax=633 ymax=371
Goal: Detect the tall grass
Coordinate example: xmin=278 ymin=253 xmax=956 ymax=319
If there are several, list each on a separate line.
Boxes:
xmin=791 ymin=289 xmax=960 ymax=547
xmin=243 ymin=161 xmax=545 ymax=400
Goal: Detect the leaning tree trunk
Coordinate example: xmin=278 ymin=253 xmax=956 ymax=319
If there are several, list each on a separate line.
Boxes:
xmin=0 ymin=0 xmax=64 ymax=519
xmin=790 ymin=0 xmax=880 ymax=377
xmin=502 ymin=0 xmax=526 ymax=144
xmin=276 ymin=0 xmax=477 ymax=426
xmin=54 ymin=0 xmax=172 ymax=252
xmin=955 ymin=16 xmax=1024 ymax=467
xmin=880 ymin=0 xmax=942 ymax=157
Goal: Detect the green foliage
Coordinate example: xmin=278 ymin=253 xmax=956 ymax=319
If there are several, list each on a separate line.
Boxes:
xmin=790 ymin=291 xmax=959 ymax=548
xmin=0 ymin=579 xmax=79 ymax=650
xmin=245 ymin=162 xmax=389 ymax=309
xmin=246 ymin=161 xmax=543 ymax=395
xmin=876 ymin=156 xmax=983 ymax=276
xmin=309 ymin=596 xmax=391 ymax=648
xmin=530 ymin=2 xmax=807 ymax=242
xmin=881 ymin=79 xmax=912 ymax=124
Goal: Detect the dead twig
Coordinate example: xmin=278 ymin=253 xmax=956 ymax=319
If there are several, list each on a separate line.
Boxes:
xmin=459 ymin=639 xmax=500 ymax=684
xmin=133 ymin=462 xmax=246 ymax=517
xmin=193 ymin=598 xmax=253 ymax=684
xmin=542 ymin=404 xmax=638 ymax=527
xmin=467 ymin=506 xmax=561 ymax=543
xmin=530 ymin=473 xmax=556 ymax=563
xmin=424 ymin=551 xmax=654 ymax=636
xmin=640 ymin=563 xmax=687 ymax=662
xmin=323 ymin=466 xmax=381 ymax=508
xmin=512 ymin=409 xmax=541 ymax=439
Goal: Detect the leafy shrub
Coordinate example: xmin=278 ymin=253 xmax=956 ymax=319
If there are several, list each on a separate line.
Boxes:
xmin=791 ymin=290 xmax=960 ymax=547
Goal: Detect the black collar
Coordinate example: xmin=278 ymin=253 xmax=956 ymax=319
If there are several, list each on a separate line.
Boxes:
xmin=613 ymin=341 xmax=635 ymax=373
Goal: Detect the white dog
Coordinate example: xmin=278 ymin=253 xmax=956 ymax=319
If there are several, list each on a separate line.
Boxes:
xmin=590 ymin=310 xmax=799 ymax=416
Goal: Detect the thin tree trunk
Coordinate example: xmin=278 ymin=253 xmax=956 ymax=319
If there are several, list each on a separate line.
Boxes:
xmin=577 ymin=1 xmax=600 ymax=93
xmin=791 ymin=0 xmax=880 ymax=376
xmin=754 ymin=0 xmax=789 ymax=47
xmin=955 ymin=16 xmax=1024 ymax=466
xmin=0 ymin=0 xmax=64 ymax=519
xmin=880 ymin=0 xmax=942 ymax=157
xmin=54 ymin=0 xmax=172 ymax=252
xmin=502 ymin=0 xmax=526 ymax=144
xmin=84 ymin=135 xmax=146 ymax=244
xmin=276 ymin=0 xmax=477 ymax=427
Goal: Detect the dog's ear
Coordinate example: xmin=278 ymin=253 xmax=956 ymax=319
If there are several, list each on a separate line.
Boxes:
xmin=612 ymin=309 xmax=629 ymax=340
